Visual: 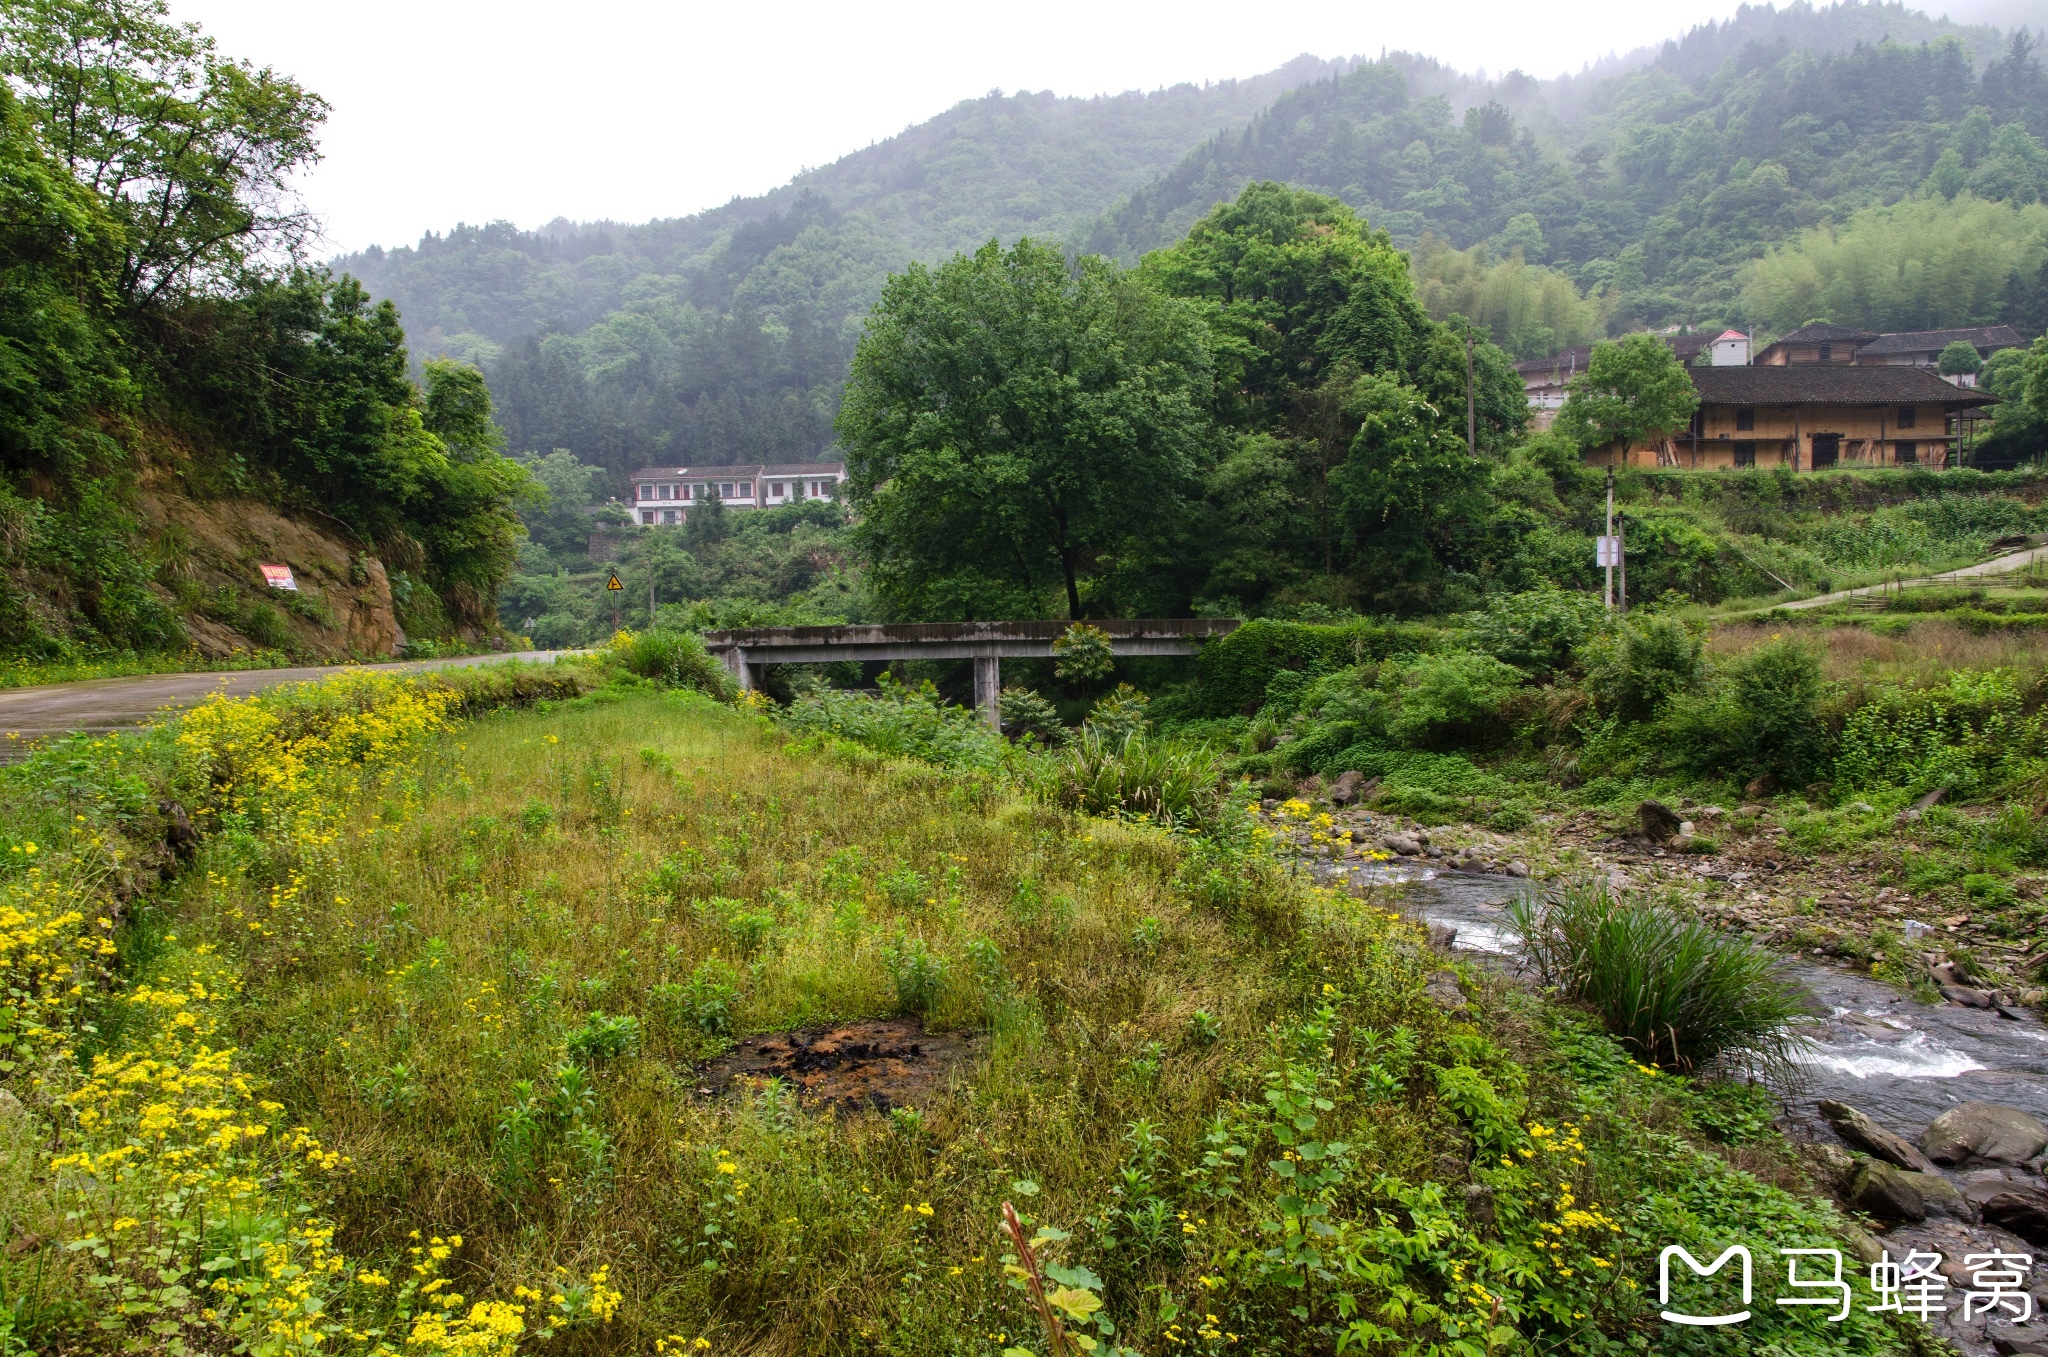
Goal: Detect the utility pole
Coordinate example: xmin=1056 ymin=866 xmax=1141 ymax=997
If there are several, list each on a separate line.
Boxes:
xmin=1465 ymin=336 xmax=1477 ymax=457
xmin=1603 ymin=465 xmax=1615 ymax=612
xmin=1616 ymin=511 xmax=1627 ymax=615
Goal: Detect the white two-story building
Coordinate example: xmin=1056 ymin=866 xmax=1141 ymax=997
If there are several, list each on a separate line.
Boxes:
xmin=625 ymin=461 xmax=846 ymax=525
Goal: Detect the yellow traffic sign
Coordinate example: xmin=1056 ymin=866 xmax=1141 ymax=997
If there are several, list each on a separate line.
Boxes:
xmin=606 ymin=574 xmax=623 ymax=591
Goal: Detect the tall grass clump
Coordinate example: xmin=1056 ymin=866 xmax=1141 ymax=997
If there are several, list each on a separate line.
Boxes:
xmin=1040 ymin=730 xmax=1228 ymax=829
xmin=780 ymin=675 xmax=1012 ymax=772
xmin=1508 ymin=880 xmax=1817 ymax=1077
xmin=602 ymin=627 xmax=737 ymax=699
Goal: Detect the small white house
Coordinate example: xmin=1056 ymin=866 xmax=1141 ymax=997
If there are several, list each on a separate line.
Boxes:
xmin=624 ymin=461 xmax=845 ymax=525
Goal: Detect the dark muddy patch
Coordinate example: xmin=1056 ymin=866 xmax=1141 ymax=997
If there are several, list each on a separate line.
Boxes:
xmin=693 ymin=1017 xmax=978 ymax=1112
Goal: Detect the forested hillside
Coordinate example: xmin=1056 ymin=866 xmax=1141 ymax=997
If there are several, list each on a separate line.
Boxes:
xmin=333 ymin=2 xmax=2045 ymax=490
xmin=0 ymin=0 xmax=532 ymax=667
xmin=338 ymin=58 xmax=1354 ymax=476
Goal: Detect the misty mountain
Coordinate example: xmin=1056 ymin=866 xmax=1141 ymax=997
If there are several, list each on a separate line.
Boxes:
xmin=333 ymin=2 xmax=2045 ymax=486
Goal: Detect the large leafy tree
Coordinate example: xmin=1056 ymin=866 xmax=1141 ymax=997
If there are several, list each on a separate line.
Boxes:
xmin=838 ymin=238 xmax=1217 ymax=619
xmin=1554 ymin=334 xmax=1700 ymax=454
xmin=1140 ymin=183 xmax=1524 ymax=613
xmin=1 ymin=0 xmax=327 ymax=305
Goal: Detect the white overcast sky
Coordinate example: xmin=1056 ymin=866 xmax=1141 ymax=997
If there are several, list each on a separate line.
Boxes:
xmin=169 ymin=0 xmax=2011 ymax=255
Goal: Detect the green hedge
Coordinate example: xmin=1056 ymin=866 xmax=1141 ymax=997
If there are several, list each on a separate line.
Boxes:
xmin=1193 ymin=618 xmax=1437 ymax=717
xmin=1631 ymin=465 xmax=2048 ymax=513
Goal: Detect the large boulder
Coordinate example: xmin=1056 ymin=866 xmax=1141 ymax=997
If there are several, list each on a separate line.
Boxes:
xmin=1843 ymin=1160 xmax=1976 ymax=1223
xmin=1982 ymin=1188 xmax=2048 ymax=1245
xmin=1383 ymin=833 xmax=1423 ymax=857
xmin=1818 ymin=1100 xmax=1939 ymax=1172
xmin=1638 ymin=800 xmax=1682 ymax=844
xmin=1922 ymin=1103 xmax=2048 ymax=1166
xmin=1329 ymin=771 xmax=1374 ymax=806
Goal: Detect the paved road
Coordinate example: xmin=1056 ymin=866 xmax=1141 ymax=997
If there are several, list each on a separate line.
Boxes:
xmin=0 ymin=651 xmax=584 ymax=756
xmin=1771 ymin=544 xmax=2048 ymax=612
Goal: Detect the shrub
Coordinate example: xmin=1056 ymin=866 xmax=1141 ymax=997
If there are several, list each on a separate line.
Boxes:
xmin=1192 ymin=617 xmax=1437 ymax=716
xmin=1508 ymin=882 xmax=1815 ymax=1076
xmin=1663 ymin=637 xmax=1829 ymax=785
xmin=677 ymin=958 xmax=741 ymax=1036
xmin=1051 ymin=621 xmax=1115 ymax=683
xmin=880 ymin=867 xmax=933 ymax=913
xmin=780 ymin=675 xmax=1012 ymax=773
xmin=1833 ymin=668 xmax=2030 ymax=795
xmin=1040 ymin=731 xmax=1228 ymax=829
xmin=1463 ymin=586 xmax=1604 ymax=676
xmin=998 ymin=686 xmax=1066 ymax=744
xmin=1084 ymin=683 xmax=1152 ymax=749
xmin=564 ymin=1011 xmax=640 ymax=1063
xmin=882 ymin=934 xmax=948 ymax=1015
xmin=1385 ymin=651 xmax=1525 ymax=749
xmin=603 ymin=628 xmax=736 ymax=699
xmin=1579 ymin=614 xmax=1702 ymax=721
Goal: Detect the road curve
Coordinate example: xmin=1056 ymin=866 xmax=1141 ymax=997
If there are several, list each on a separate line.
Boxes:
xmin=0 ymin=651 xmax=585 ymax=758
xmin=1770 ymin=545 xmax=2048 ymax=612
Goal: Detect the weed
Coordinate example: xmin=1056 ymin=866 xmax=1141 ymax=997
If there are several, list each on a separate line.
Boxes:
xmin=1509 ymin=880 xmax=1818 ymax=1076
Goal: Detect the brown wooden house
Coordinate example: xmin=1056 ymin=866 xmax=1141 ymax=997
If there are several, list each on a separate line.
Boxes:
xmin=1585 ymin=366 xmax=1998 ymax=470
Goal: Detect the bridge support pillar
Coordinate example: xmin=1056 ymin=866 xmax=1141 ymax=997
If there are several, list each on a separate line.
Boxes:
xmin=725 ymin=647 xmax=753 ymax=692
xmin=973 ymin=656 xmax=1001 ymax=731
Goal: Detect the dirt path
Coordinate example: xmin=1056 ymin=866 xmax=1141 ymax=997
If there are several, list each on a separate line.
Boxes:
xmin=1772 ymin=544 xmax=2048 ymax=611
xmin=0 ymin=651 xmax=583 ymax=758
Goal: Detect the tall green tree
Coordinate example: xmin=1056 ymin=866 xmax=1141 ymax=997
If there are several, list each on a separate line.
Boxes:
xmin=838 ymin=237 xmax=1217 ymax=620
xmin=1 ymin=0 xmax=328 ymax=304
xmin=1554 ymin=334 xmax=1700 ymax=453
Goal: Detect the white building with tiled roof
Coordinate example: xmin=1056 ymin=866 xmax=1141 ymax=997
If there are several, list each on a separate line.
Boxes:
xmin=625 ymin=461 xmax=845 ymax=525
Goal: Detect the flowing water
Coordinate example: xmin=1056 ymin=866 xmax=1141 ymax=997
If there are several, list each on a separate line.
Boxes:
xmin=1326 ymin=860 xmax=2048 ymax=1141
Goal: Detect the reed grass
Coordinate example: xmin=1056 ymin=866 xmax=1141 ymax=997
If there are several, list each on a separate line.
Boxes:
xmin=1507 ymin=880 xmax=1818 ymax=1078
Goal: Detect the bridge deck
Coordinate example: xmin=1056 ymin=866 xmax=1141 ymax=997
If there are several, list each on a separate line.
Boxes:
xmin=700 ymin=619 xmax=1239 ymax=727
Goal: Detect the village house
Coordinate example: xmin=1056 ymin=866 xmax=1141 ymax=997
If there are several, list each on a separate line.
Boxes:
xmin=1755 ymin=320 xmax=2025 ymax=371
xmin=625 ymin=461 xmax=845 ymax=525
xmin=1585 ymin=365 xmax=1997 ymax=469
xmin=1516 ymin=331 xmax=1751 ymax=424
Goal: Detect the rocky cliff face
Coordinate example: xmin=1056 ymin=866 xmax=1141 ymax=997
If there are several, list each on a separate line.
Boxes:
xmin=143 ymin=476 xmax=404 ymax=660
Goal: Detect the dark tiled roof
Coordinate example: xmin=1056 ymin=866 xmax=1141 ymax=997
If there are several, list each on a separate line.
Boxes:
xmin=1857 ymin=325 xmax=2026 ymax=357
xmin=1514 ymin=332 xmax=1710 ymax=378
xmin=1691 ymin=365 xmax=1995 ymax=406
xmin=1772 ymin=322 xmax=1879 ymax=345
xmin=629 ymin=461 xmax=844 ymax=480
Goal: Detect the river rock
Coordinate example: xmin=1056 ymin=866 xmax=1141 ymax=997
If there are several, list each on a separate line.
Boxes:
xmin=1982 ymin=1189 xmax=2048 ymax=1245
xmin=1924 ymin=1103 xmax=2048 ymax=1166
xmin=1820 ymin=1100 xmax=1940 ymax=1172
xmin=1505 ymin=860 xmax=1530 ymax=878
xmin=1423 ymin=971 xmax=1468 ymax=1016
xmin=1383 ymin=833 xmax=1423 ymax=856
xmin=1845 ymin=1159 xmax=1976 ymax=1223
xmin=1329 ymin=770 xmax=1366 ymax=805
xmin=1638 ymin=800 xmax=1682 ymax=843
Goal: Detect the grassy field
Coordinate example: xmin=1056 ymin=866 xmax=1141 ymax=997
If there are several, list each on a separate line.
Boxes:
xmin=0 ymin=660 xmax=1918 ymax=1355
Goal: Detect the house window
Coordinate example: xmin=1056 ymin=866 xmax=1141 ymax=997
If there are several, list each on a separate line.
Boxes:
xmin=1734 ymin=441 xmax=1757 ymax=468
xmin=1897 ymin=406 xmax=1917 ymax=429
xmin=770 ymin=481 xmax=785 ymax=498
xmin=662 ymin=509 xmax=679 ymax=524
xmin=638 ymin=485 xmax=653 ymax=501
xmin=1818 ymin=343 xmax=1833 ymax=362
xmin=640 ymin=510 xmax=654 ymax=524
xmin=1735 ymin=408 xmax=1754 ymax=431
xmin=719 ymin=482 xmax=735 ymax=498
xmin=656 ymin=484 xmax=671 ymax=500
xmin=736 ymin=481 xmax=752 ymax=497
xmin=1896 ymin=441 xmax=1916 ymax=465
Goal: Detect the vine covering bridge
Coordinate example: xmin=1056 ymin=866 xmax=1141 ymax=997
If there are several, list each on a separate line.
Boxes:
xmin=700 ymin=619 xmax=1240 ymax=729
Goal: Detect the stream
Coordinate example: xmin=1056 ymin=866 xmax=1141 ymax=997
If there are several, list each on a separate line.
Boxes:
xmin=1323 ymin=861 xmax=2048 ymax=1140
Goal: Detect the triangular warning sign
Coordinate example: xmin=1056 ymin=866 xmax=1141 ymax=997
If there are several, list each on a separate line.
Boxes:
xmin=606 ymin=573 xmax=623 ymax=590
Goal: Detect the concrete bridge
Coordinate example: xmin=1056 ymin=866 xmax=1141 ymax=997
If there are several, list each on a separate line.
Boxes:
xmin=700 ymin=619 xmax=1239 ymax=728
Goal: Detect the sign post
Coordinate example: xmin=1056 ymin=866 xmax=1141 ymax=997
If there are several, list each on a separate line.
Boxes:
xmin=606 ymin=572 xmax=623 ymax=632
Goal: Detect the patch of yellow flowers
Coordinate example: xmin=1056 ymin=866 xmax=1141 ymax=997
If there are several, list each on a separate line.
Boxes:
xmin=13 ymin=674 xmax=619 ymax=1355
